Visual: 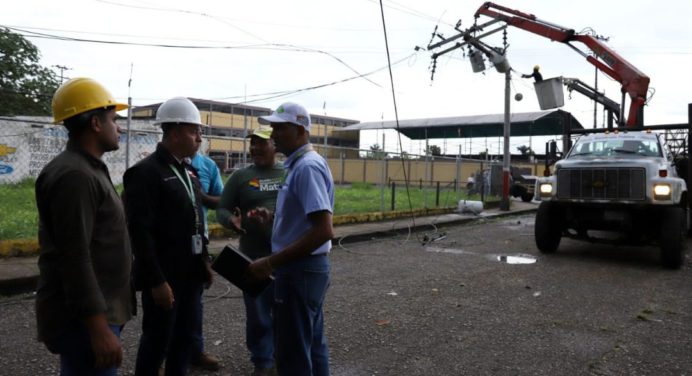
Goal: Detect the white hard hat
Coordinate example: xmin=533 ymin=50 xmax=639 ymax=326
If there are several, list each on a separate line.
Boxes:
xmin=154 ymin=97 xmax=203 ymax=126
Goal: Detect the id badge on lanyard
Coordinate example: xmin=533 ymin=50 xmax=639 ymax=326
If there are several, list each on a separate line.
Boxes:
xmin=191 ymin=234 xmax=203 ymax=255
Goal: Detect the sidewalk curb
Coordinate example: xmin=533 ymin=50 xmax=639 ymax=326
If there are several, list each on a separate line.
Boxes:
xmin=0 ymin=239 xmax=39 ymax=258
xmin=336 ymin=206 xmax=536 ymax=245
xmin=205 ymin=206 xmax=470 ymax=241
xmin=0 ymin=204 xmax=535 ymax=296
xmin=0 ymin=208 xmax=464 ymax=258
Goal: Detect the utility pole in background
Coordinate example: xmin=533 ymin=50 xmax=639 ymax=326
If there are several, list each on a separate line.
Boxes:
xmin=593 ymin=65 xmax=598 ymax=129
xmin=243 ymin=84 xmax=248 ymax=166
xmin=52 ymin=65 xmax=71 ymax=83
xmin=323 ymin=101 xmax=328 ymax=150
xmin=125 ymin=63 xmax=133 ymax=169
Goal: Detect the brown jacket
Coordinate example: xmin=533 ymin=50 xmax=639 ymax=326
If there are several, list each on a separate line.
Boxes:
xmin=35 ymin=141 xmax=132 ymax=342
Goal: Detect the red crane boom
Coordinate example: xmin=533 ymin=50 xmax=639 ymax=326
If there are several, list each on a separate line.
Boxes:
xmin=475 ymin=2 xmax=650 ymax=127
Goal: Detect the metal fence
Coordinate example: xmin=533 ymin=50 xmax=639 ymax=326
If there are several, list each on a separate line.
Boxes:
xmin=0 ymin=116 xmax=539 ymax=240
xmin=0 ymin=116 xmax=539 ymax=189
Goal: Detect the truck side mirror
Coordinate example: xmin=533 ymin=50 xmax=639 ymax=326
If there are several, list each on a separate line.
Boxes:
xmin=549 ymin=140 xmax=558 ymax=160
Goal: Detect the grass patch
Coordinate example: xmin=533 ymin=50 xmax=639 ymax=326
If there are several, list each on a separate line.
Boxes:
xmin=0 ymin=179 xmax=38 ymax=240
xmin=334 ymin=183 xmax=492 ymax=215
xmin=1 ymin=179 xmax=497 ymax=241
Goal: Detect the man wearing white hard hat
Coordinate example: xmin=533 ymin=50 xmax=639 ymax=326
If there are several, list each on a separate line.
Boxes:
xmin=247 ymin=102 xmax=334 ymax=376
xmin=123 ymin=97 xmax=213 ymax=375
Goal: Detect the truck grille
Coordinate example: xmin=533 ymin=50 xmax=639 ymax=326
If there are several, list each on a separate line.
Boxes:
xmin=557 ymin=168 xmax=645 ymax=200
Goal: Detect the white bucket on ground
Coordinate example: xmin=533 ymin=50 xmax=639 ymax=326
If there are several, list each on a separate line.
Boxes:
xmin=458 ymin=200 xmax=483 ymax=214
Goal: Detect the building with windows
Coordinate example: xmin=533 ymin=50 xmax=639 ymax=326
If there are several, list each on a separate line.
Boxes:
xmin=132 ymin=98 xmax=360 ymax=171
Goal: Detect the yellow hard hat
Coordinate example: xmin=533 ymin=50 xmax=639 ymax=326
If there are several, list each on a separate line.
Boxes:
xmin=51 ymin=77 xmax=128 ymax=124
xmin=533 ymin=65 xmax=540 ymax=71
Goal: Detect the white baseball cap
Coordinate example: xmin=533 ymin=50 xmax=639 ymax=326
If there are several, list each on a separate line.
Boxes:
xmin=258 ymin=102 xmax=311 ymax=131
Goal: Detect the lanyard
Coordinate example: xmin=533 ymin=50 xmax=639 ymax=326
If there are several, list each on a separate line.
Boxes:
xmin=282 ymin=144 xmax=313 ymax=184
xmin=169 ymin=164 xmax=201 ymax=233
xmin=169 ymin=164 xmax=195 ymax=204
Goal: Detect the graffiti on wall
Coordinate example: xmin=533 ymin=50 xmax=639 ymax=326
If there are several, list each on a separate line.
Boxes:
xmin=0 ymin=144 xmax=18 ymax=175
xmin=0 ymin=122 xmax=159 ymax=185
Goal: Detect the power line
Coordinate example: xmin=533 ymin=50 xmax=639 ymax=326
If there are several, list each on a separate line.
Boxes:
xmin=365 ymin=0 xmax=455 ymax=27
xmin=5 ymin=25 xmax=383 ymax=88
xmin=218 ymin=53 xmax=416 ymax=104
xmin=94 ymin=0 xmax=268 ymax=43
xmin=93 ymin=0 xmax=405 ymax=32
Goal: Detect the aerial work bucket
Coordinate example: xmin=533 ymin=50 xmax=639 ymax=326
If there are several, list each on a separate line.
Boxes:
xmin=534 ymin=77 xmax=564 ymax=110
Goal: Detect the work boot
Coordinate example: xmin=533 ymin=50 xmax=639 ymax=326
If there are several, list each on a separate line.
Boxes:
xmin=190 ymin=352 xmax=221 ymax=371
xmin=251 ymin=366 xmax=277 ymax=376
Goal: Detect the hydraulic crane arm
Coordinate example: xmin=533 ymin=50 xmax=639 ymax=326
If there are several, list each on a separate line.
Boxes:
xmin=475 ymin=2 xmax=650 ymax=127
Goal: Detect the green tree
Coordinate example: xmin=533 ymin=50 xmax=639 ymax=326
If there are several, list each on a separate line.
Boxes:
xmin=368 ymin=143 xmax=388 ymax=159
xmin=0 ymin=27 xmax=60 ymax=116
xmin=426 ymin=144 xmax=442 ymax=156
xmin=516 ymin=145 xmax=535 ymax=156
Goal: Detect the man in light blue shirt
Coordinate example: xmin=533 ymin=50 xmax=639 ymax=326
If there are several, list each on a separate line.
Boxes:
xmin=191 ymin=153 xmax=224 ymax=238
xmin=189 ymin=152 xmax=224 ymax=370
xmin=248 ymin=102 xmax=334 ymax=376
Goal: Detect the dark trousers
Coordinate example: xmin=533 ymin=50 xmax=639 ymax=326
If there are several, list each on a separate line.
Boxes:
xmin=135 ymin=281 xmax=202 ymax=376
xmin=243 ymin=280 xmax=275 ymax=369
xmin=45 ymin=324 xmax=122 ymax=376
xmin=191 ymin=288 xmax=204 ymax=358
xmin=274 ymin=256 xmax=330 ymax=376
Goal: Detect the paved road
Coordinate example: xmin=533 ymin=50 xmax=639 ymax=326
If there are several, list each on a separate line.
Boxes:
xmin=1 ymin=214 xmax=690 ymax=375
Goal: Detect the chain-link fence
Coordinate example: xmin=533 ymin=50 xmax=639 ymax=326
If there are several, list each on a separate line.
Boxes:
xmin=0 ymin=116 xmax=540 ymax=240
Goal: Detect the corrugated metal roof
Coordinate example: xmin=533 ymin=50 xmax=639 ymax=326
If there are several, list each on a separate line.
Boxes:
xmin=334 ymin=109 xmax=583 ymax=139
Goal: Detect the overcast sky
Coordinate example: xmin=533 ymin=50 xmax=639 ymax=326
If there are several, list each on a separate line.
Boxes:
xmin=4 ymin=0 xmax=692 ymax=155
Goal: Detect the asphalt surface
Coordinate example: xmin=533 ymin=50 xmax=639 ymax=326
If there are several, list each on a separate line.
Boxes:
xmin=1 ymin=213 xmax=691 ymax=375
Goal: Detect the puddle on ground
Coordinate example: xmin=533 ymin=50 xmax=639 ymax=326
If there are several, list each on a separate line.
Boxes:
xmin=424 ymin=247 xmax=537 ymax=265
xmin=493 ymin=254 xmax=537 ymax=264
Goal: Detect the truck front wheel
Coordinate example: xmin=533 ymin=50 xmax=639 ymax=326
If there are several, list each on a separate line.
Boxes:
xmin=660 ymin=206 xmax=686 ymax=269
xmin=535 ymin=201 xmax=562 ymax=253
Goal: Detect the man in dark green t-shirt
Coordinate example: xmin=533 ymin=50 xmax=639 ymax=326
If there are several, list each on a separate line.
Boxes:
xmin=217 ymin=125 xmax=283 ymax=376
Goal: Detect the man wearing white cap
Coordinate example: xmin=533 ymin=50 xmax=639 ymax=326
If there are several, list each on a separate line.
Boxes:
xmin=247 ymin=102 xmax=334 ymax=376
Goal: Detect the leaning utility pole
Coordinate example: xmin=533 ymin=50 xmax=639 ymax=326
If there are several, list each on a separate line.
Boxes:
xmin=426 ymin=17 xmax=513 ymax=210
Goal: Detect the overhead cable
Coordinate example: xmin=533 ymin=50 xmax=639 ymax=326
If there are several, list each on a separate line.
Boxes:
xmin=4 ymin=25 xmax=382 ymax=88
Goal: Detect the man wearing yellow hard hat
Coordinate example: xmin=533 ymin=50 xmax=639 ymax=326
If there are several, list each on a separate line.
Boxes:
xmin=522 ymin=64 xmax=543 ymax=83
xmin=35 ymin=77 xmax=132 ymax=375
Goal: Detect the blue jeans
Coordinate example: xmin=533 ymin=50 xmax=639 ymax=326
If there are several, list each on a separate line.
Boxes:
xmin=243 ymin=280 xmax=275 ymax=369
xmin=45 ymin=324 xmax=122 ymax=376
xmin=273 ymin=255 xmax=330 ymax=376
xmin=135 ymin=281 xmax=202 ymax=376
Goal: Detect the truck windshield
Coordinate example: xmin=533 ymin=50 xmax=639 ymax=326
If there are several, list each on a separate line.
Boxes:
xmin=568 ymin=139 xmax=661 ymax=158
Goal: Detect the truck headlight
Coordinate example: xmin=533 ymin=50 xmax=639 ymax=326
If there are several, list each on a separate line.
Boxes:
xmin=653 ymin=184 xmax=671 ymax=200
xmin=539 ymin=183 xmax=553 ymax=197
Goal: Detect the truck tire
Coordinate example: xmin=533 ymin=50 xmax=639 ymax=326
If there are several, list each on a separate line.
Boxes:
xmin=535 ymin=201 xmax=562 ymax=253
xmin=660 ymin=206 xmax=686 ymax=269
xmin=521 ymin=191 xmax=534 ymax=202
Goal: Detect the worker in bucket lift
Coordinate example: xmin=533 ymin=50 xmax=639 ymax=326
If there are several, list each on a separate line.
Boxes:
xmin=522 ymin=65 xmax=543 ymax=82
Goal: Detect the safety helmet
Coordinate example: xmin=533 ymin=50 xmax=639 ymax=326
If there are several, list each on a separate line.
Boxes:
xmin=533 ymin=65 xmax=540 ymax=71
xmin=153 ymin=97 xmax=203 ymax=126
xmin=51 ymin=77 xmax=128 ymax=124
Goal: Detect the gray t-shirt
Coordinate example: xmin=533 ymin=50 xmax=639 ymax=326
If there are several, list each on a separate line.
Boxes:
xmin=217 ymin=163 xmax=284 ymax=258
